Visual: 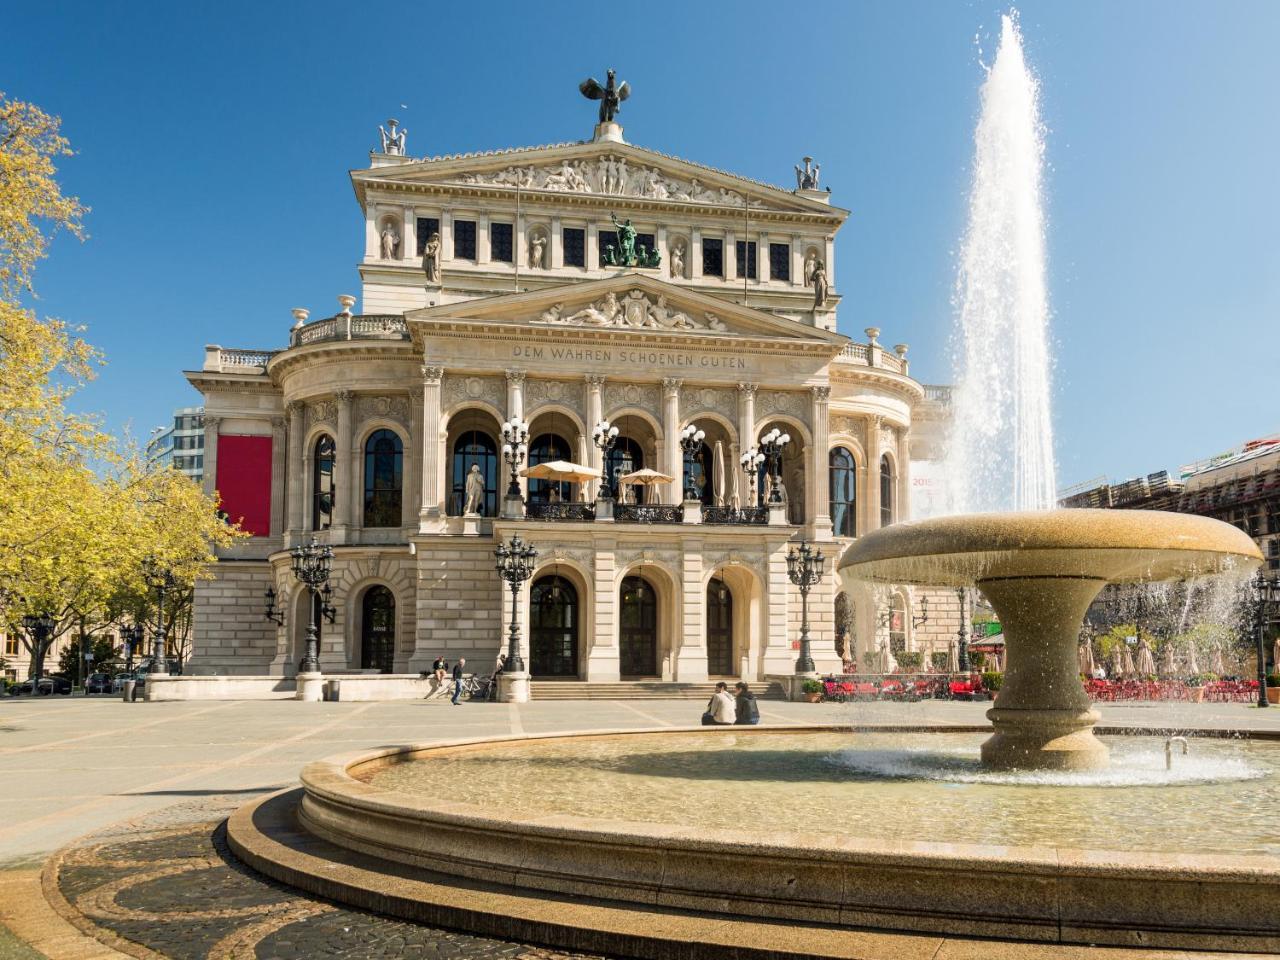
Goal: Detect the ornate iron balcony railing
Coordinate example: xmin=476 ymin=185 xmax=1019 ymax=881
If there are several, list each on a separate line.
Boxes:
xmin=615 ymin=503 xmax=684 ymax=524
xmin=526 ymin=501 xmax=596 ymax=522
xmin=703 ymin=505 xmax=769 ymax=525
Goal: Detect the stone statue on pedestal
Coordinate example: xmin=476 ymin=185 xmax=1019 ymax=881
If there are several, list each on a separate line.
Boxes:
xmin=422 ymin=233 xmax=441 ymax=285
xmin=811 ymin=259 xmax=828 ymax=309
xmin=379 ymin=119 xmax=407 ymax=156
xmin=529 ymin=233 xmax=546 ymax=269
xmin=795 ymin=156 xmax=820 ymax=190
xmin=463 ymin=464 xmax=485 ymax=516
xmin=803 ymin=251 xmax=817 ymax=287
xmin=670 ymin=239 xmax=686 ymax=279
xmin=579 ymin=69 xmax=631 ymax=124
xmin=610 ymin=213 xmax=637 ymax=266
xmin=380 ymin=224 xmax=400 ymax=260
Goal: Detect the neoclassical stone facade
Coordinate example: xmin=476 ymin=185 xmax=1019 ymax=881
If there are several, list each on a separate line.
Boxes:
xmin=186 ymin=109 xmax=954 ymax=684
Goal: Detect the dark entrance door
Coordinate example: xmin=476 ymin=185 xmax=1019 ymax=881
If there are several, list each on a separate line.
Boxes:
xmin=619 ymin=575 xmax=658 ymax=677
xmin=706 ymin=578 xmax=734 ymax=675
xmin=530 ymin=576 xmax=578 ymax=677
xmin=361 ymin=586 xmax=395 ymax=673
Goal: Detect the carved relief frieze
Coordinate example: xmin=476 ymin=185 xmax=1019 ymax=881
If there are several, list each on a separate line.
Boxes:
xmin=442 ymin=374 xmax=505 ymax=412
xmin=879 ymin=424 xmax=898 ymax=453
xmin=356 ymin=395 xmax=411 ymax=423
xmin=602 ymin=381 xmax=660 ymax=417
xmin=524 ymin=378 xmax=584 ymax=412
xmin=451 ymin=155 xmax=768 ymax=208
xmin=306 ymin=398 xmax=337 ymax=430
xmin=536 ymin=288 xmax=728 ymax=332
xmin=684 ymin=386 xmax=737 ymax=421
xmin=614 ymin=548 xmax=681 ymax=572
xmin=830 ymin=415 xmax=864 ymax=446
xmin=534 ymin=545 xmax=596 ymax=574
xmin=755 ymin=390 xmax=809 ymax=424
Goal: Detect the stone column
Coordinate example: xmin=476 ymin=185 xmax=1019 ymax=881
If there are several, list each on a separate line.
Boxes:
xmin=585 ymin=538 xmax=620 ymax=681
xmin=419 ymin=368 xmax=443 ymax=531
xmin=763 ymin=541 xmax=795 ymax=677
xmin=810 ymin=386 xmax=832 ymax=539
xmin=285 ymin=401 xmax=305 ymax=544
xmin=477 ymin=214 xmax=491 ymax=265
xmin=586 ymin=222 xmax=598 ymax=271
xmin=403 ymin=207 xmax=416 ymax=261
xmin=662 ymin=378 xmax=682 ymax=505
xmin=737 ymin=383 xmax=757 ymax=504
xmin=791 ymin=234 xmax=804 ymax=288
xmin=550 ymin=217 xmax=563 ymax=269
xmin=897 ymin=426 xmax=912 ymax=522
xmin=724 ymin=229 xmax=737 ymax=282
xmin=675 ymin=540 xmax=708 ymax=682
xmin=690 ymin=229 xmax=703 ymax=280
xmin=585 ymin=375 xmax=604 ymax=500
xmin=269 ymin=415 xmax=286 ymax=540
xmin=202 ymin=415 xmax=221 ymax=500
xmin=364 ymin=204 xmax=378 ymax=259
xmin=334 ymin=390 xmax=354 ymax=542
xmin=440 ymin=211 xmax=453 ymax=266
xmin=866 ymin=415 xmax=882 ymax=532
xmin=824 ymin=235 xmax=836 ymax=289
xmin=403 ymin=394 xmax=422 ymax=528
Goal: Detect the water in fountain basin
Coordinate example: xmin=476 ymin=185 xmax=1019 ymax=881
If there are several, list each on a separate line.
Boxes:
xmin=945 ymin=13 xmax=1057 ymax=514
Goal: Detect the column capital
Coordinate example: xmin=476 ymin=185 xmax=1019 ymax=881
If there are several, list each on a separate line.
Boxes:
xmin=270 ymin=415 xmax=286 ymax=431
xmin=505 ymin=368 xmax=527 ymax=385
xmin=810 ymin=385 xmax=831 ymax=403
xmin=737 ymin=382 xmax=758 ymax=399
xmin=421 ymin=366 xmax=444 ymax=384
xmin=584 ymin=374 xmax=607 ymax=388
xmin=335 ymin=389 xmax=355 ymax=404
xmin=286 ymin=400 xmax=305 ymax=418
xmin=204 ymin=415 xmax=222 ymax=429
xmin=662 ymin=377 xmax=683 ymax=398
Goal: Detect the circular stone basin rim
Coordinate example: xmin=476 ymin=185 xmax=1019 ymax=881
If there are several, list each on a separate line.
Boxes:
xmin=299 ymin=725 xmax=1279 ymax=877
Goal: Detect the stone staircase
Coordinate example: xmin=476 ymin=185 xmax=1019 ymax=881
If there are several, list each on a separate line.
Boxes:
xmin=529 ymin=680 xmax=788 ymax=701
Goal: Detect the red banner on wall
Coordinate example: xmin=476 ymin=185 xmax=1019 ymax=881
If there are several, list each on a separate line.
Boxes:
xmin=216 ymin=434 xmax=272 ymax=536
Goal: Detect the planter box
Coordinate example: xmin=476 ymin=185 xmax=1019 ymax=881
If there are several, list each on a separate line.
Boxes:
xmin=1190 ymin=687 xmax=1206 ymax=703
xmin=1267 ymin=686 xmax=1279 ymax=705
xmin=804 ymin=692 xmax=823 ymax=703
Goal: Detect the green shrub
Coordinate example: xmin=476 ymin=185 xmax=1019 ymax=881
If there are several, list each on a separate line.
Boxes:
xmin=981 ymin=671 xmax=1004 ymax=692
xmin=969 ymin=652 xmax=987 ymax=670
xmin=801 ymin=679 xmax=824 ymax=694
xmin=930 ymin=652 xmax=949 ymax=672
xmin=1266 ymin=674 xmax=1280 ymax=688
xmin=896 ymin=651 xmax=923 ymax=671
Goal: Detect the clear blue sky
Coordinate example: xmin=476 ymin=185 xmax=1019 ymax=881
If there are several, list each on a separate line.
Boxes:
xmin=10 ymin=0 xmax=1278 ymax=487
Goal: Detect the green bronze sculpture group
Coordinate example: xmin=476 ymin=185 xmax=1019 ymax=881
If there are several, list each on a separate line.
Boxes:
xmin=604 ymin=213 xmax=661 ymax=269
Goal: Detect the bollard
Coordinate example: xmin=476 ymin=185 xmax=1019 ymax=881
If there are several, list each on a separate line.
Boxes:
xmin=122 ymin=680 xmax=136 ymax=703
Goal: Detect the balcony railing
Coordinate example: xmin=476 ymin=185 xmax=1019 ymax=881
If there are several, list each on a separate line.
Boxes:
xmin=526 ymin=501 xmax=596 ymax=522
xmin=923 ymin=384 xmax=952 ymax=404
xmin=615 ymin=503 xmax=684 ymax=524
xmin=290 ymin=314 xmax=409 ymax=348
xmin=703 ymin=505 xmax=769 ymax=525
xmin=833 ymin=342 xmax=907 ymax=375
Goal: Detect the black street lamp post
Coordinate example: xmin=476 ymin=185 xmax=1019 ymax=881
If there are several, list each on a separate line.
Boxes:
xmin=592 ymin=419 xmax=619 ymax=500
xmin=955 ymin=587 xmax=970 ymax=672
xmin=267 ymin=539 xmax=336 ymax=674
xmin=679 ymin=424 xmax=706 ymax=501
xmin=142 ymin=559 xmax=179 ymax=675
xmin=758 ymin=428 xmax=791 ymax=504
xmin=494 ymin=533 xmax=538 ymax=675
xmin=739 ymin=446 xmax=765 ymax=507
xmin=501 ymin=416 xmax=530 ymax=505
xmin=786 ymin=540 xmax=825 ymax=674
xmin=21 ymin=612 xmax=55 ymax=694
xmin=1248 ymin=571 xmax=1280 ymax=709
xmin=122 ymin=623 xmax=143 ymax=673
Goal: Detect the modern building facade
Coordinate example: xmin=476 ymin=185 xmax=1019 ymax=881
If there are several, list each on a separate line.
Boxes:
xmin=185 ymin=94 xmax=957 ymax=684
xmin=146 ymin=406 xmax=206 ymax=483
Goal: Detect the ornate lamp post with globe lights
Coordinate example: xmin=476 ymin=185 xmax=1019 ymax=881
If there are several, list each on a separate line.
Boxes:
xmin=740 ymin=446 xmax=765 ymax=507
xmin=786 ymin=540 xmax=825 ymax=674
xmin=495 ymin=533 xmax=538 ymax=701
xmin=500 ymin=416 xmax=530 ymax=517
xmin=592 ymin=419 xmax=620 ymax=500
xmin=679 ymin=424 xmax=706 ymax=502
xmin=1247 ymin=571 xmax=1280 ymax=709
xmin=21 ymin=611 xmax=56 ymax=694
xmin=141 ymin=557 xmax=179 ymax=676
xmin=758 ymin=428 xmax=791 ymax=504
xmin=264 ymin=539 xmax=335 ymax=697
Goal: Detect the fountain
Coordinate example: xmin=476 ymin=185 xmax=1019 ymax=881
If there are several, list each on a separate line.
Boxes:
xmin=837 ymin=509 xmax=1262 ymax=771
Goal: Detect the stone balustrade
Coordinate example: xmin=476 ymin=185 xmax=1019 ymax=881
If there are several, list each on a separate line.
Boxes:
xmin=290 ymin=314 xmax=409 ymax=348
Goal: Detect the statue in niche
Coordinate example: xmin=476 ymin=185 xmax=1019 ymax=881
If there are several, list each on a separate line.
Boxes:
xmin=803 ymin=250 xmax=817 ymax=287
xmin=422 ymin=232 xmax=441 ymax=285
xmin=463 ymin=463 xmax=485 ymax=516
xmin=579 ymin=69 xmax=631 ymax=124
xmin=379 ymin=119 xmax=407 ymax=156
xmin=669 ymin=239 xmax=685 ymax=278
xmin=795 ymin=156 xmax=820 ymax=190
xmin=528 ymin=232 xmax=546 ymax=269
xmin=811 ymin=258 xmax=828 ymax=309
xmin=380 ymin=223 xmax=400 ymax=260
xmin=610 ymin=213 xmax=637 ymax=265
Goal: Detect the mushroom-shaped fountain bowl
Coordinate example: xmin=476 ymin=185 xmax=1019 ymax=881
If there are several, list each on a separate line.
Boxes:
xmin=838 ymin=510 xmax=1261 ymax=771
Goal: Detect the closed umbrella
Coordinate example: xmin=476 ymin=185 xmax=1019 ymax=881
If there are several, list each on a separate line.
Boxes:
xmin=947 ymin=639 xmax=959 ymax=673
xmin=712 ymin=441 xmax=726 ymax=506
xmin=1119 ymin=645 xmax=1136 ymax=679
xmin=729 ymin=459 xmax=741 ymax=510
xmin=1273 ymin=638 xmax=1280 ymax=675
xmin=1208 ymin=643 xmax=1226 ymax=676
xmin=1159 ymin=642 xmax=1177 ymax=677
xmin=1185 ymin=642 xmax=1200 ymax=677
xmin=877 ymin=641 xmax=897 ymax=674
xmin=1078 ymin=641 xmax=1095 ymax=677
xmin=1135 ymin=638 xmax=1156 ymax=676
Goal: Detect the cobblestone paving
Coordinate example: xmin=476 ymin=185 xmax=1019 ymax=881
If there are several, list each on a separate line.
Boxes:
xmin=54 ymin=797 xmax=607 ymax=960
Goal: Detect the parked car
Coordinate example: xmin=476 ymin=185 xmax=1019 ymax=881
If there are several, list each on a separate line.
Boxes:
xmin=10 ymin=675 xmax=73 ymax=696
xmin=85 ymin=672 xmax=113 ymax=694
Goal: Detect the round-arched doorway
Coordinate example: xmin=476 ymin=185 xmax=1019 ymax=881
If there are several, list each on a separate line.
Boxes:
xmin=706 ymin=577 xmax=734 ymax=676
xmin=361 ymin=586 xmax=395 ymax=673
xmin=530 ymin=576 xmax=579 ymax=677
xmin=619 ymin=575 xmax=658 ymax=678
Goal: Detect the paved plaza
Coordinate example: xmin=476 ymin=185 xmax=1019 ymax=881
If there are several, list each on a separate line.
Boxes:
xmin=1 ymin=696 xmax=1277 ymax=959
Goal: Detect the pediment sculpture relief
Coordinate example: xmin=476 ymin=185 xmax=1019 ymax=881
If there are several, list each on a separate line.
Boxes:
xmin=536 ymin=289 xmax=729 ymax=333
xmin=453 ymin=155 xmax=767 ymax=208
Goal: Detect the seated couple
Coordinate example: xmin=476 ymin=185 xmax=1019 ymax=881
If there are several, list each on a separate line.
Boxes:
xmin=701 ymin=681 xmax=760 ymax=726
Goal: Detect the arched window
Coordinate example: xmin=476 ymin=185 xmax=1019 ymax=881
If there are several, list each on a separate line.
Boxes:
xmin=889 ymin=593 xmax=907 ymax=655
xmin=706 ymin=577 xmax=734 ymax=675
xmin=312 ymin=435 xmax=335 ymax=531
xmin=880 ymin=455 xmax=893 ymax=527
xmin=829 ymin=447 xmax=857 ymax=538
xmin=608 ymin=436 xmax=646 ymax=503
xmin=363 ymin=429 xmax=403 ymax=527
xmin=619 ymin=575 xmax=658 ymax=677
xmin=449 ymin=430 xmax=498 ymax=517
xmin=528 ymin=433 xmax=572 ymax=503
xmin=530 ymin=576 xmax=578 ymax=677
xmin=361 ymin=586 xmax=395 ymax=673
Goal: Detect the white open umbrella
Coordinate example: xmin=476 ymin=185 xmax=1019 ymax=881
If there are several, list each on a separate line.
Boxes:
xmin=520 ymin=460 xmax=601 ymax=483
xmin=712 ymin=441 xmax=726 ymax=506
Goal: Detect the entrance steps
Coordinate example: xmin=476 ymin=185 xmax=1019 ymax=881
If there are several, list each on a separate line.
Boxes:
xmin=529 ymin=680 xmax=787 ymax=701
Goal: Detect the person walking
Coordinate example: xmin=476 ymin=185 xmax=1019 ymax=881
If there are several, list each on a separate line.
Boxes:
xmin=451 ymin=658 xmax=467 ymax=705
xmin=701 ymin=681 xmax=737 ymax=725
xmin=733 ymin=682 xmax=760 ymax=725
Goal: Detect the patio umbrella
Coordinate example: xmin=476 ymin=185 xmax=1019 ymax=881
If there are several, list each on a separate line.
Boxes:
xmin=618 ymin=467 xmax=674 ymax=506
xmin=1119 ymin=645 xmax=1136 ymax=679
xmin=1078 ymin=641 xmax=1095 ymax=676
xmin=1208 ymin=643 xmax=1226 ymax=676
xmin=1273 ymin=638 xmax=1280 ymax=674
xmin=729 ymin=458 xmax=741 ymax=509
xmin=1184 ymin=642 xmax=1200 ymax=677
xmin=712 ymin=441 xmax=726 ymax=506
xmin=520 ymin=460 xmax=601 ymax=483
xmin=1135 ymin=638 xmax=1156 ymax=676
xmin=877 ymin=641 xmax=897 ymax=674
xmin=1159 ymin=642 xmax=1177 ymax=677
xmin=947 ymin=639 xmax=959 ymax=673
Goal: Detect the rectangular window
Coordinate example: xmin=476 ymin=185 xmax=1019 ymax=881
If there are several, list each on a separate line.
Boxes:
xmin=702 ymin=238 xmax=724 ymax=277
xmin=490 ymin=222 xmax=513 ymax=263
xmin=769 ymin=242 xmax=791 ymax=281
xmin=453 ymin=220 xmax=477 ymax=260
xmin=563 ymin=227 xmax=585 ymax=267
xmin=735 ymin=240 xmax=758 ymax=279
xmin=416 ymin=217 xmax=440 ymax=256
xmin=1270 ymin=539 xmax=1279 ymax=571
xmin=598 ymin=229 xmax=618 ymax=267
xmin=4 ymin=634 xmax=17 ymax=656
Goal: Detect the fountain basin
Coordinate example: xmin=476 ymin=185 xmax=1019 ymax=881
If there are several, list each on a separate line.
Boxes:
xmin=838 ymin=510 xmax=1262 ymax=771
xmin=258 ymin=727 xmax=1280 ymax=952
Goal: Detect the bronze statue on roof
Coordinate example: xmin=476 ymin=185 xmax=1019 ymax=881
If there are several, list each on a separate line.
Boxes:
xmin=579 ymin=69 xmax=630 ymax=124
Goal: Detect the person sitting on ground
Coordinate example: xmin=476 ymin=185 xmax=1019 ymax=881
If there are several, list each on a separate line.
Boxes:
xmin=701 ymin=681 xmax=737 ymax=725
xmin=733 ymin=681 xmax=760 ymax=725
xmin=451 ymin=657 xmax=467 ymax=705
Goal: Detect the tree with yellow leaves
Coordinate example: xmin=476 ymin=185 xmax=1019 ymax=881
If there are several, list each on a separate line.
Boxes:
xmin=1 ymin=92 xmax=241 ymax=684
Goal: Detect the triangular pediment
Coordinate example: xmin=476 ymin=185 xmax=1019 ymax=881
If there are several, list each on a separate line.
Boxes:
xmin=408 ymin=273 xmax=848 ymax=349
xmin=353 ymin=139 xmax=845 ymax=218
